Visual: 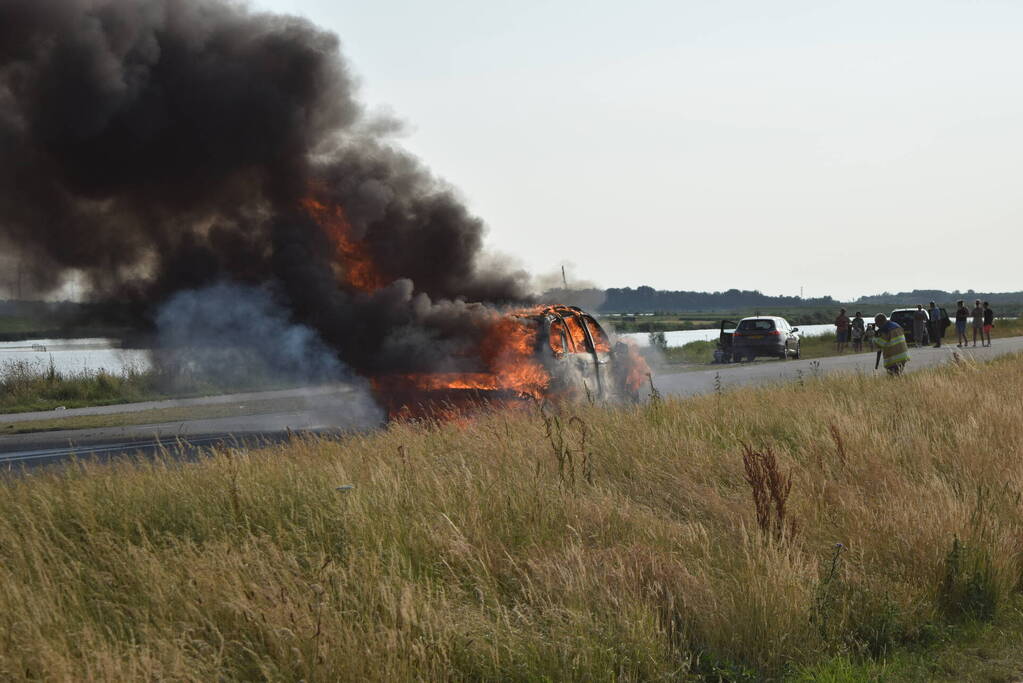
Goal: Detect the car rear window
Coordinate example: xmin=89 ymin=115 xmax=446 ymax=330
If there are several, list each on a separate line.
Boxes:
xmin=738 ymin=319 xmax=776 ymax=331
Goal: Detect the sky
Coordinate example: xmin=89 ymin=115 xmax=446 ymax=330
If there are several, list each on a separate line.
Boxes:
xmin=259 ymin=1 xmax=1020 ymax=299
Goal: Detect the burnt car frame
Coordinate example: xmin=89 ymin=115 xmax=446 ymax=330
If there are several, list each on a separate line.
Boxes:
xmin=375 ymin=305 xmax=640 ymax=418
xmin=512 ymin=305 xmax=636 ymax=402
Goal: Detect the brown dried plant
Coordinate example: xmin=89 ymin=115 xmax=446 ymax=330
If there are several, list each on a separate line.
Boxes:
xmin=742 ymin=444 xmax=797 ymax=542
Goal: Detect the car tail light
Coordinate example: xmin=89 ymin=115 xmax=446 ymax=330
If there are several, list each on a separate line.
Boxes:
xmin=733 ymin=332 xmax=744 ymax=337
xmin=768 ymin=330 xmax=781 ymax=336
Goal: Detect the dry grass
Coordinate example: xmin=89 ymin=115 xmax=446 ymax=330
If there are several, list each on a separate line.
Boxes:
xmin=3 ymin=353 xmax=1023 ymax=680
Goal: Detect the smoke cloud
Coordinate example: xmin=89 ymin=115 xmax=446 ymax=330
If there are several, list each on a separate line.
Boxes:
xmin=0 ymin=0 xmax=532 ymax=382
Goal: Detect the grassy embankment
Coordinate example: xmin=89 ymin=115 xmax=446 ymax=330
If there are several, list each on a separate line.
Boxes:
xmin=0 ymin=314 xmax=129 ymax=342
xmin=0 ymin=359 xmax=168 ymax=414
xmin=0 ymin=357 xmax=316 ymax=415
xmin=4 ymin=354 xmax=1023 ymax=679
xmin=660 ymin=318 xmax=1023 ymax=366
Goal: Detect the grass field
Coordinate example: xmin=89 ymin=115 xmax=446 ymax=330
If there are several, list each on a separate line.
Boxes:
xmin=3 ymin=353 xmax=1023 ymax=679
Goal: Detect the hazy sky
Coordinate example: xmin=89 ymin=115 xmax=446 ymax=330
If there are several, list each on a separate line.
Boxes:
xmin=258 ymin=0 xmax=1022 ymax=300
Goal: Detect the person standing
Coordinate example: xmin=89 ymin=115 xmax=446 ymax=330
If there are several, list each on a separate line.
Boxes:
xmin=983 ymin=301 xmax=994 ymax=346
xmin=927 ymin=301 xmax=945 ymax=348
xmin=912 ymin=304 xmax=928 ymax=347
xmin=874 ymin=314 xmax=909 ymax=375
xmin=851 ymin=312 xmax=865 ymax=352
xmin=971 ymin=299 xmax=984 ymax=347
xmin=834 ymin=308 xmax=851 ymax=353
xmin=955 ymin=299 xmax=969 ymax=347
xmin=864 ymin=322 xmax=877 ymax=350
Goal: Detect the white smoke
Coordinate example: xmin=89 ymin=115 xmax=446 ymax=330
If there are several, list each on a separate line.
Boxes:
xmin=154 ymin=282 xmax=384 ymax=426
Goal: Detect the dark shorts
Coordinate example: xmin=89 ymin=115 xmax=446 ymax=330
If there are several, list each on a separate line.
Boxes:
xmin=836 ymin=329 xmax=849 ymax=343
xmin=956 ymin=321 xmax=966 ymax=333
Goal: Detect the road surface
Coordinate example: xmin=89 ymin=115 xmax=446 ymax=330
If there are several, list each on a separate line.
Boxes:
xmin=0 ymin=385 xmax=381 ymax=468
xmin=650 ymin=337 xmax=1023 ymax=398
xmin=2 ymin=338 xmax=1021 ymax=468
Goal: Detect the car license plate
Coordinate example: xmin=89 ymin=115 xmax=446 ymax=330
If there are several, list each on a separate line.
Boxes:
xmin=749 ymin=334 xmax=764 ymax=339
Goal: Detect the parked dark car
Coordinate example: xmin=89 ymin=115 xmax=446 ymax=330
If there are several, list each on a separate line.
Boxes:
xmin=713 ymin=319 xmax=737 ymax=363
xmin=731 ymin=316 xmax=800 ymax=361
xmin=889 ymin=307 xmax=948 ymax=345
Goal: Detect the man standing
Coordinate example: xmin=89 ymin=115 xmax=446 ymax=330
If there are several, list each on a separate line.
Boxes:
xmin=912 ymin=304 xmax=928 ymax=347
xmin=927 ymin=301 xmax=945 ymax=348
xmin=972 ymin=299 xmax=984 ymax=347
xmin=874 ymin=314 xmax=909 ymax=375
xmin=834 ymin=308 xmax=851 ymax=353
xmin=983 ymin=301 xmax=994 ymax=347
xmin=955 ymin=299 xmax=969 ymax=347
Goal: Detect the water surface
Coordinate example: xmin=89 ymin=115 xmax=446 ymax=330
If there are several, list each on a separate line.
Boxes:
xmin=0 ymin=338 xmax=151 ymax=375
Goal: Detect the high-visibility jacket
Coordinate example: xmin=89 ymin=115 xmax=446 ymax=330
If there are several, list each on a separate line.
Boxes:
xmin=875 ymin=321 xmax=909 ymax=367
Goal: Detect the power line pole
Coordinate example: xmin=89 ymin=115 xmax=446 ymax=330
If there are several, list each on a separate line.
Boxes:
xmin=561 ymin=265 xmax=568 ymax=289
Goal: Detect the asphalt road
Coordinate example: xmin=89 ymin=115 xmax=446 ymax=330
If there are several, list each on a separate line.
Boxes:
xmin=0 ymin=385 xmax=381 ymax=469
xmin=2 ymin=338 xmax=1021 ymax=468
xmin=651 ymin=337 xmax=1023 ymax=397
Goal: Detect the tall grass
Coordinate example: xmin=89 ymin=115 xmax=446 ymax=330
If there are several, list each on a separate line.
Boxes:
xmin=3 ymin=354 xmax=1023 ymax=679
xmin=0 ymin=355 xmax=311 ymax=414
xmin=0 ymin=358 xmax=161 ymax=413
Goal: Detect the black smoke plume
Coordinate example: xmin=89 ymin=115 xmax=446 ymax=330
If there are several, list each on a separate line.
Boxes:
xmin=0 ymin=0 xmax=531 ymax=378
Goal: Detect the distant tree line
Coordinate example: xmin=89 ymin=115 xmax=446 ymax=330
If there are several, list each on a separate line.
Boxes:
xmin=854 ymin=290 xmax=1023 ymax=305
xmin=542 ymin=286 xmax=836 ymax=313
xmin=539 ymin=286 xmax=1023 ymax=314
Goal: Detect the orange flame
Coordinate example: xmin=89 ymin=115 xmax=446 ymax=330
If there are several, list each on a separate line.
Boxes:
xmin=300 ymin=196 xmax=386 ymax=292
xmin=622 ymin=339 xmax=650 ymax=393
xmin=385 ymin=314 xmax=550 ymax=398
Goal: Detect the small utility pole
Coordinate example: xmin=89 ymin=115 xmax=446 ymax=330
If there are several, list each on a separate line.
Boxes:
xmin=561 ymin=265 xmax=568 ymax=289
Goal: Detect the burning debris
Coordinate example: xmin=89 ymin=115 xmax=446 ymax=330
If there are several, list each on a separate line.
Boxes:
xmin=0 ymin=0 xmax=648 ymax=417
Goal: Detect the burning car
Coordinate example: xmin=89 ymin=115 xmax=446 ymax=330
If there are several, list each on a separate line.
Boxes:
xmin=373 ymin=305 xmax=647 ymax=418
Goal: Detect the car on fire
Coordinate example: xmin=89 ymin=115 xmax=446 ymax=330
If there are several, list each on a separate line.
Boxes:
xmin=519 ymin=305 xmax=641 ymax=403
xmin=730 ymin=316 xmax=800 ymax=361
xmin=374 ymin=305 xmax=646 ymax=418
